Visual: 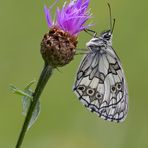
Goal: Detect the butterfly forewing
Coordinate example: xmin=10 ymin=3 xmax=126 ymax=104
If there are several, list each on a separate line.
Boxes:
xmin=73 ymin=36 xmax=128 ymax=122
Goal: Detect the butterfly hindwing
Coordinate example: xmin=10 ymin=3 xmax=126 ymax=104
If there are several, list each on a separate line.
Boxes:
xmin=73 ymin=47 xmax=128 ymax=122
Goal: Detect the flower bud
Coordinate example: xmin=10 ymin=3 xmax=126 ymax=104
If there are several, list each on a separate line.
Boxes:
xmin=41 ymin=27 xmax=77 ymax=67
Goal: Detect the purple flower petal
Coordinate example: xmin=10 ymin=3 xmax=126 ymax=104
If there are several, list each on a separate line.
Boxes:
xmin=44 ymin=5 xmax=52 ymax=27
xmin=76 ymin=0 xmax=82 ymax=8
xmin=44 ymin=0 xmax=92 ymax=35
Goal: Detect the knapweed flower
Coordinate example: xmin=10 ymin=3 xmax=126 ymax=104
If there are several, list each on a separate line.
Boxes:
xmin=13 ymin=2 xmax=92 ymax=147
xmin=41 ymin=0 xmax=91 ymax=67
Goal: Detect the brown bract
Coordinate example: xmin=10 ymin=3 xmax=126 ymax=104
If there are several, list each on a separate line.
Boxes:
xmin=41 ymin=27 xmax=78 ymax=67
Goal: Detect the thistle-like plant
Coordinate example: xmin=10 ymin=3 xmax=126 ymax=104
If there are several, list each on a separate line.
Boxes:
xmin=11 ymin=0 xmax=92 ymax=148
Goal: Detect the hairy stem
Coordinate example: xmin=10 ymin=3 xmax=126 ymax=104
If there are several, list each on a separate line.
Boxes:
xmin=15 ymin=64 xmax=53 ymax=148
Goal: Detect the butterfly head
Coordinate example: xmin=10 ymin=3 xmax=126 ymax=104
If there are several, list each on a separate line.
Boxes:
xmin=86 ymin=30 xmax=112 ymax=49
xmin=86 ymin=4 xmax=115 ymax=49
xmin=99 ymin=30 xmax=112 ymax=46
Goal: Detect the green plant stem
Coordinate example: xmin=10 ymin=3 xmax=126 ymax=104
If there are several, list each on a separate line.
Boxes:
xmin=15 ymin=64 xmax=53 ymax=148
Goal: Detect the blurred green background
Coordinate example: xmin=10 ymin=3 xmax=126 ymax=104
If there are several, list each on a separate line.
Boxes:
xmin=0 ymin=0 xmax=148 ymax=147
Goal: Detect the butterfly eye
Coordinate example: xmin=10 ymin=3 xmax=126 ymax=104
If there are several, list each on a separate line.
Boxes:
xmin=103 ymin=33 xmax=111 ymax=40
xmin=86 ymin=88 xmax=95 ymax=96
xmin=116 ymin=83 xmax=122 ymax=90
xmin=111 ymin=86 xmax=116 ymax=93
xmin=77 ymin=86 xmax=86 ymax=91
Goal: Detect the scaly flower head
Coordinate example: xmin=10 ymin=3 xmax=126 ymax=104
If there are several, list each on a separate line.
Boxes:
xmin=41 ymin=0 xmax=92 ymax=68
xmin=44 ymin=0 xmax=91 ymax=35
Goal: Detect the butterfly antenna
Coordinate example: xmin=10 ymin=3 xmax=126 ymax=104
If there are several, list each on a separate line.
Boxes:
xmin=111 ymin=18 xmax=116 ymax=34
xmin=107 ymin=3 xmax=112 ymax=30
xmin=84 ymin=29 xmax=97 ymax=37
xmin=107 ymin=3 xmax=116 ymax=34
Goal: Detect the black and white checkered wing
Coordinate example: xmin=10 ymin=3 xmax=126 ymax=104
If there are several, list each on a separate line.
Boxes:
xmin=73 ymin=47 xmax=128 ymax=122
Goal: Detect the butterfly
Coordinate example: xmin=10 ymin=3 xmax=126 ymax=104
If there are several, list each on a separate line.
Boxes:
xmin=73 ymin=4 xmax=128 ymax=123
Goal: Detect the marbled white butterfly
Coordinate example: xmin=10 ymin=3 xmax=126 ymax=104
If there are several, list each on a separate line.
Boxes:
xmin=73 ymin=4 xmax=128 ymax=122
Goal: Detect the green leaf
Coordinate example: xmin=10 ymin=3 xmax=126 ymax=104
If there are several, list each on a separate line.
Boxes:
xmin=22 ymin=80 xmax=35 ymax=115
xmin=22 ymin=89 xmax=32 ymax=116
xmin=10 ymin=84 xmax=32 ymax=99
xmin=22 ymin=80 xmax=40 ymax=129
xmin=22 ymin=88 xmax=40 ymax=129
xmin=24 ymin=80 xmax=36 ymax=91
xmin=28 ymin=100 xmax=40 ymax=129
xmin=10 ymin=80 xmax=41 ymax=128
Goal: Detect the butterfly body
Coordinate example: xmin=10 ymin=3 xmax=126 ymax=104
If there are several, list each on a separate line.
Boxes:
xmin=73 ymin=30 xmax=128 ymax=122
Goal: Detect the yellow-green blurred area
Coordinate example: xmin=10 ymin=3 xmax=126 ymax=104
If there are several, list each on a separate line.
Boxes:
xmin=0 ymin=0 xmax=147 ymax=147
